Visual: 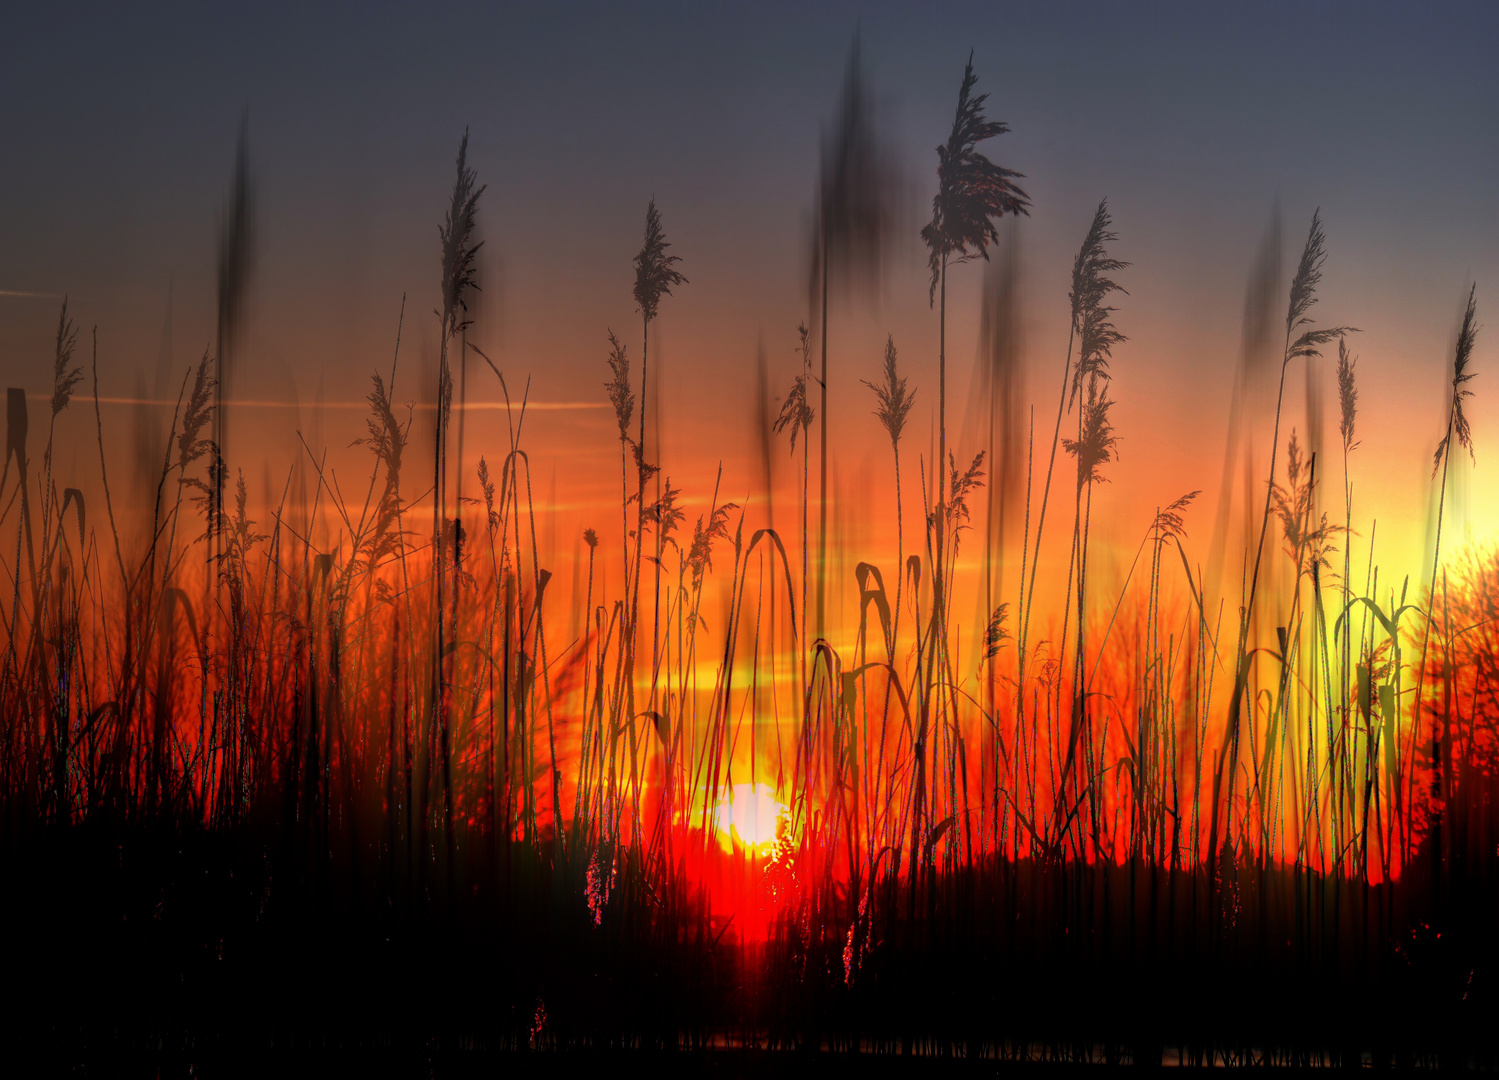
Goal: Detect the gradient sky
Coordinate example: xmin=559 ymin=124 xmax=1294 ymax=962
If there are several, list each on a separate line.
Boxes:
xmin=1 ymin=1 xmax=1496 ymax=625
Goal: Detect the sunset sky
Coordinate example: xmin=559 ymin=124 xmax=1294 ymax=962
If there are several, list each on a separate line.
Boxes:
xmin=1 ymin=1 xmax=1495 ymax=636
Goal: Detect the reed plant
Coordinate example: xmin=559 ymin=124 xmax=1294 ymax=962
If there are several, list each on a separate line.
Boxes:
xmin=1 ymin=108 xmax=1495 ymax=1070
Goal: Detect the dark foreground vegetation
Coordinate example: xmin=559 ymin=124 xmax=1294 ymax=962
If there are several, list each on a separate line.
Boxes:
xmin=3 ymin=49 xmax=1496 ymax=1072
xmin=7 ymin=821 xmax=1499 ymax=1070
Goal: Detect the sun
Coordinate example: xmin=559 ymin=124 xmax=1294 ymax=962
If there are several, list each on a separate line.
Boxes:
xmin=712 ymin=783 xmax=784 ymax=849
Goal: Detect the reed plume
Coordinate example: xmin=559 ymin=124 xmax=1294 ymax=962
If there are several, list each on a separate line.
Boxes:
xmin=864 ymin=334 xmax=915 ymax=650
xmin=605 ymin=330 xmax=634 ymax=442
xmin=42 ymin=299 xmax=82 ymax=550
xmin=1271 ymin=430 xmax=1340 ymax=577
xmin=1151 ymin=490 xmax=1200 ymax=542
xmin=1054 ymin=204 xmax=1128 ymax=832
xmin=48 ymin=300 xmax=82 ymax=418
xmin=981 ymin=602 xmax=1010 ymax=662
xmin=1224 ymin=208 xmax=1355 ymax=858
xmin=774 ymin=333 xmax=816 ymax=454
xmin=1433 ymin=284 xmax=1479 ymax=476
xmin=627 ymin=199 xmax=686 ymax=750
xmin=1418 ymin=285 xmax=1480 ymax=813
xmin=944 ymin=449 xmax=986 ymax=529
xmin=1063 ymin=389 xmax=1119 ymax=488
xmin=1068 ymin=200 xmax=1128 ymax=405
xmin=1283 ymin=212 xmax=1355 ymax=369
xmin=921 ymin=53 xmax=1030 ymax=301
xmin=433 ymin=129 xmax=484 ymax=884
xmin=631 ymin=197 xmax=686 ymax=455
xmin=604 ymin=329 xmax=635 ymax=603
xmin=1336 ymin=335 xmax=1359 ymax=455
xmin=776 ymin=325 xmax=816 ymax=671
xmin=687 ymin=498 xmax=738 ymax=591
xmin=863 ymin=334 xmax=915 ymax=448
xmin=355 ymin=371 xmax=407 ymax=566
xmin=440 ymin=131 xmax=485 ymax=345
xmin=921 ymin=52 xmax=1028 ymax=512
xmin=633 ymin=199 xmax=686 ymax=328
xmin=176 ymin=351 xmax=219 ymax=527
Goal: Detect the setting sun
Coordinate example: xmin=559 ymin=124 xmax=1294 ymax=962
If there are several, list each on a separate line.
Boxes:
xmin=712 ymin=784 xmax=784 ymax=849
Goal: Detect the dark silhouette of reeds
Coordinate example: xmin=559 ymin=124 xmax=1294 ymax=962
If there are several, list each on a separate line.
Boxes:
xmin=2 ymin=96 xmax=1497 ymax=1073
xmin=921 ymin=52 xmax=1029 ymax=513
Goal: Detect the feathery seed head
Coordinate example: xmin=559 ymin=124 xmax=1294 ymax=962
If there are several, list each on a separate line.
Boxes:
xmin=50 ymin=298 xmax=82 ymax=417
xmin=1063 ymin=387 xmax=1119 ymax=488
xmin=1272 ymin=429 xmax=1343 ymax=576
xmin=688 ymin=500 xmax=739 ymax=588
xmin=1282 ymin=210 xmax=1357 ymax=367
xmin=944 ymin=449 xmax=986 ymax=528
xmin=920 ymin=53 xmax=1029 ymax=303
xmin=633 ymin=199 xmax=687 ymax=324
xmin=354 ymin=371 xmax=408 ymax=560
xmin=1287 ymin=210 xmax=1327 ymax=336
xmin=604 ymin=330 xmax=634 ymax=441
xmin=439 ymin=129 xmax=485 ymax=340
xmin=1336 ymin=336 xmax=1359 ymax=454
xmin=477 ymin=457 xmax=501 ymax=534
xmin=982 ymin=602 xmax=1011 ymax=662
xmin=1434 ymin=284 xmax=1480 ymax=475
xmin=1152 ymin=490 xmax=1200 ymax=543
xmin=176 ymin=351 xmax=221 ymax=534
xmin=774 ymin=324 xmax=816 ymax=453
xmin=1068 ymin=200 xmax=1129 ymax=406
xmin=862 ymin=334 xmax=915 ymax=450
xmin=644 ymin=478 xmax=685 ymax=540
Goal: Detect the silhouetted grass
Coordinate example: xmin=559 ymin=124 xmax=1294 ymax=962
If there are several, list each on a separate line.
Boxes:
xmin=0 ymin=95 xmax=1493 ymax=1075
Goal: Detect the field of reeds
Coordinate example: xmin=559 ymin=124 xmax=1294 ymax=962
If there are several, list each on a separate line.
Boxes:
xmin=2 ymin=56 xmax=1496 ymax=1072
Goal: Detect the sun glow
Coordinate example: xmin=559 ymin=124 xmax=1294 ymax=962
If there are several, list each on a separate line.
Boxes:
xmin=712 ymin=783 xmax=785 ymax=849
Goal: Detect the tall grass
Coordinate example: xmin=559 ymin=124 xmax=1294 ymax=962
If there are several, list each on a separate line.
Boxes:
xmin=0 ymin=108 xmax=1494 ymax=1068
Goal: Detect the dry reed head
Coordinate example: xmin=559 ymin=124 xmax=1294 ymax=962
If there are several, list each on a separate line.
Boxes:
xmin=604 ymin=330 xmax=634 ymax=441
xmin=862 ymin=334 xmax=915 ymax=450
xmin=1068 ymin=199 xmax=1128 ymax=406
xmin=687 ymin=500 xmax=739 ymax=588
xmin=1063 ymin=388 xmax=1119 ymax=487
xmin=1287 ymin=211 xmax=1327 ymax=337
xmin=478 ymin=457 xmax=498 ymax=531
xmin=773 ymin=324 xmax=815 ymax=452
xmin=944 ymin=449 xmax=986 ymax=527
xmin=920 ymin=52 xmax=1029 ymax=302
xmin=1336 ymin=335 xmax=1359 ymax=454
xmin=981 ymin=601 xmax=1010 ymax=661
xmin=225 ymin=469 xmax=267 ymax=564
xmin=177 ymin=351 xmax=220 ymax=531
xmin=1273 ymin=429 xmax=1341 ymax=575
xmin=1434 ymin=284 xmax=1479 ymax=475
xmin=178 ymin=351 xmax=217 ymax=477
xmin=357 ymin=372 xmax=407 ymax=558
xmin=359 ymin=372 xmax=405 ymax=483
xmin=50 ymin=298 xmax=82 ymax=417
xmin=1284 ymin=209 xmax=1357 ymax=366
xmin=629 ymin=440 xmax=661 ymax=499
xmin=1151 ymin=490 xmax=1200 ymax=542
xmin=633 ymin=198 xmax=686 ymax=324
xmin=644 ymin=478 xmax=685 ymax=542
xmin=440 ymin=128 xmax=485 ymax=340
